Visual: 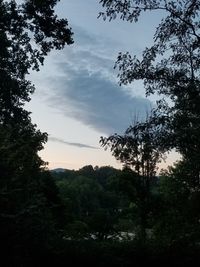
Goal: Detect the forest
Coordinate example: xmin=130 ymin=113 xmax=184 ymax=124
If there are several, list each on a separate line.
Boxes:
xmin=1 ymin=0 xmax=200 ymax=266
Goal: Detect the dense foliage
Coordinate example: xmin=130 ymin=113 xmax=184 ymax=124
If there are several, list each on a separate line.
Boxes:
xmin=50 ymin=165 xmax=200 ymax=266
xmin=98 ymin=0 xmax=200 ymax=264
xmin=0 ymin=0 xmax=73 ymax=265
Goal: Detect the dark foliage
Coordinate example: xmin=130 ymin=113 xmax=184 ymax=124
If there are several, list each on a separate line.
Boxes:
xmin=98 ymin=0 xmax=200 ymax=264
xmin=99 ymin=0 xmax=200 ymax=174
xmin=0 ymin=0 xmax=73 ymax=265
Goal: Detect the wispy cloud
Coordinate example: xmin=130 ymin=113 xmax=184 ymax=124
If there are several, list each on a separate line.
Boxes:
xmin=49 ymin=136 xmax=99 ymax=149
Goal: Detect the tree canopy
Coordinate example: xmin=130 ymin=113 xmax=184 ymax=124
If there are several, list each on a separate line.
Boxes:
xmin=99 ymin=0 xmax=200 ymax=181
xmin=0 ymin=1 xmax=73 ymax=265
xmin=0 ymin=0 xmax=73 ymax=124
xmin=99 ymin=0 xmax=200 ymax=246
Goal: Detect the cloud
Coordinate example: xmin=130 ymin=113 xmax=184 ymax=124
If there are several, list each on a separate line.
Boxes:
xmin=49 ymin=68 xmax=151 ymax=134
xmin=45 ymin=27 xmax=153 ymax=135
xmin=49 ymin=136 xmax=99 ymax=149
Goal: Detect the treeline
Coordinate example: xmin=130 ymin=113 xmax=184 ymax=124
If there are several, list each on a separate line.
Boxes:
xmin=51 ymin=164 xmax=200 ymax=249
xmin=3 ymin=162 xmax=200 ymax=266
xmin=12 ymin=163 xmax=197 ymax=267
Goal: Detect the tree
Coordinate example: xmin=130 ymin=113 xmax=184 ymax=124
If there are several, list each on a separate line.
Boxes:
xmin=100 ymin=116 xmax=164 ymax=241
xmin=153 ymin=161 xmax=200 ymax=247
xmin=99 ymin=0 xmax=200 ymax=183
xmin=99 ymin=1 xmax=200 ymax=247
xmin=0 ymin=0 xmax=73 ymax=124
xmin=0 ymin=0 xmax=73 ymax=175
xmin=0 ymin=1 xmax=73 ymax=264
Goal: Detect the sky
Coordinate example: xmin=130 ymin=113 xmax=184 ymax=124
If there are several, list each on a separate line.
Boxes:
xmin=25 ymin=0 xmax=179 ymax=170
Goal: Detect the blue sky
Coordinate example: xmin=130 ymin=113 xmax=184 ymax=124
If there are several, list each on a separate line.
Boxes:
xmin=25 ymin=0 xmax=179 ymax=170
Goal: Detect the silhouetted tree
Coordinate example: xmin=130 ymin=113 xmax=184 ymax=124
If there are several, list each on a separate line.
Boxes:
xmin=0 ymin=0 xmax=73 ymax=265
xmin=100 ymin=116 xmax=164 ymax=241
xmin=98 ymin=2 xmax=200 ymax=248
xmin=99 ymin=0 xmax=200 ymax=182
xmin=0 ymin=0 xmax=73 ymax=125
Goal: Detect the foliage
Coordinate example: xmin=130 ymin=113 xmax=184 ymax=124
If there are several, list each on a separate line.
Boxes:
xmin=153 ymin=162 xmax=200 ymax=247
xmin=0 ymin=0 xmax=73 ymax=124
xmin=54 ymin=166 xmax=122 ymax=241
xmin=0 ymin=0 xmax=73 ymax=265
xmin=100 ymin=113 xmax=165 ymax=242
xmin=99 ymin=0 xmax=200 ymax=172
xmin=100 ymin=115 xmax=165 ymax=176
xmin=99 ymin=0 xmax=200 ymax=251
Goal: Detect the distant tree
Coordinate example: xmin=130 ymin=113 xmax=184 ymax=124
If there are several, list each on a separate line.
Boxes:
xmin=55 ymin=167 xmax=122 ymax=241
xmin=78 ymin=165 xmax=95 ymax=179
xmin=95 ymin=166 xmax=120 ymax=189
